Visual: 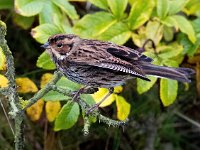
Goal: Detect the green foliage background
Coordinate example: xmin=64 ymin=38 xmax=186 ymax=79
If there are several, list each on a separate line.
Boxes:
xmin=0 ymin=0 xmax=200 ymax=149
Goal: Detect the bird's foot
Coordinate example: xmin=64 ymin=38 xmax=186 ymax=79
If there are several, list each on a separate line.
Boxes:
xmin=86 ymin=87 xmax=114 ymax=115
xmin=86 ymin=104 xmax=99 ymax=115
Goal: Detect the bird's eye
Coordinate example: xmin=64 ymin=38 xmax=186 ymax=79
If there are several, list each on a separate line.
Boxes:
xmin=56 ymin=43 xmax=63 ymax=48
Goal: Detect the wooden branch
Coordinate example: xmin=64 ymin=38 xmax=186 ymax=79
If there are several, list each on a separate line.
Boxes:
xmin=24 ymin=71 xmax=63 ymax=110
xmin=0 ymin=20 xmax=23 ymax=150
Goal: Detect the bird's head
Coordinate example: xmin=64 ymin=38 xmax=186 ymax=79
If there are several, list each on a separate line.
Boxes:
xmin=41 ymin=34 xmax=80 ymax=59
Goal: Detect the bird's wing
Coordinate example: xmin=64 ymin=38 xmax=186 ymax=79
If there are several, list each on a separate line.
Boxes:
xmin=67 ymin=39 xmax=150 ymax=81
xmin=106 ymin=45 xmax=153 ymax=63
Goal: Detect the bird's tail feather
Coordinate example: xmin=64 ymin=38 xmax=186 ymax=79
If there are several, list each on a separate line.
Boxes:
xmin=141 ymin=63 xmax=195 ymax=82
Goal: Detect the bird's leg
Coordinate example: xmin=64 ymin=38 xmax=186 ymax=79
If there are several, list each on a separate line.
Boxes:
xmin=72 ymin=86 xmax=87 ymax=102
xmin=86 ymin=87 xmax=114 ymax=115
xmin=72 ymin=86 xmax=98 ymax=102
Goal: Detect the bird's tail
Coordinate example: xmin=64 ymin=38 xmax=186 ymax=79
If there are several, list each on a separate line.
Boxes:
xmin=141 ymin=63 xmax=195 ymax=82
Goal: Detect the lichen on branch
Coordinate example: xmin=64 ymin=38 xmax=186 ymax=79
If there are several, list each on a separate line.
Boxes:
xmin=0 ymin=20 xmax=23 ymax=150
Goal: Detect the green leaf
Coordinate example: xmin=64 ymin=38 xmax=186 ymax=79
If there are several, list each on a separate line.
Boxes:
xmin=52 ymin=0 xmax=79 ymax=20
xmin=13 ymin=14 xmax=34 ymax=29
xmin=185 ymin=0 xmax=200 ymax=8
xmin=36 ymin=52 xmax=56 ymax=70
xmin=137 ymin=76 xmax=158 ymax=94
xmin=42 ymin=91 xmax=70 ymax=101
xmin=0 ymin=0 xmax=13 ymax=9
xmin=73 ymin=12 xmax=116 ymax=38
xmin=39 ymin=1 xmax=61 ymax=24
xmin=158 ymin=43 xmax=183 ymax=59
xmin=178 ymin=18 xmax=200 ymax=56
xmin=128 ymin=0 xmax=134 ymax=5
xmin=116 ymin=95 xmax=131 ymax=120
xmin=131 ymin=30 xmax=147 ymax=47
xmin=88 ymin=0 xmax=108 ymax=10
xmin=143 ymin=51 xmax=158 ymax=60
xmin=80 ymin=94 xmax=95 ymax=106
xmin=162 ymin=59 xmax=179 ymax=67
xmin=162 ymin=15 xmax=178 ymax=28
xmin=185 ymin=0 xmax=200 ymax=15
xmin=168 ymin=0 xmax=188 ymax=15
xmin=160 ymin=79 xmax=178 ymax=106
xmin=157 ymin=0 xmax=169 ymax=19
xmin=163 ymin=25 xmax=174 ymax=41
xmin=179 ymin=33 xmax=200 ymax=56
xmin=39 ymin=1 xmax=73 ymax=33
xmin=128 ymin=0 xmax=155 ymax=29
xmin=15 ymin=0 xmax=45 ymax=16
xmin=107 ymin=0 xmax=128 ymax=18
xmin=172 ymin=15 xmax=196 ymax=43
xmin=192 ymin=18 xmax=200 ymax=34
xmin=31 ymin=23 xmax=61 ymax=43
xmin=54 ymin=102 xmax=80 ymax=131
xmin=146 ymin=21 xmax=163 ymax=45
xmin=98 ymin=22 xmax=131 ymax=45
xmin=0 ymin=47 xmax=6 ymax=70
xmin=56 ymin=77 xmax=81 ymax=91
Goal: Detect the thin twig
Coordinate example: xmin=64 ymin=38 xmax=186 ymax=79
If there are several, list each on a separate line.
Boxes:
xmin=98 ymin=114 xmax=128 ymax=127
xmin=0 ymin=99 xmax=15 ymax=136
xmin=175 ymin=111 xmax=200 ymax=128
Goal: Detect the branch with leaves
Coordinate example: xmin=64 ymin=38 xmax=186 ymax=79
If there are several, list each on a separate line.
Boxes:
xmin=0 ymin=20 xmax=128 ymax=149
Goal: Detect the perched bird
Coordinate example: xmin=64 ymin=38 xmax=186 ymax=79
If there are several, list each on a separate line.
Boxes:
xmin=41 ymin=34 xmax=194 ymax=110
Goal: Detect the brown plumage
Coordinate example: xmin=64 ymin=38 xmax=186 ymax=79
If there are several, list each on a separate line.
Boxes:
xmin=42 ymin=34 xmax=195 ymax=88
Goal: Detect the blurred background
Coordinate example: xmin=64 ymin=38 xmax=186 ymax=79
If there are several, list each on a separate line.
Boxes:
xmin=0 ymin=0 xmax=200 ymax=149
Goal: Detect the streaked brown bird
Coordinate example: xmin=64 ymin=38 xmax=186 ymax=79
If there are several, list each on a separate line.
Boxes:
xmin=41 ymin=34 xmax=195 ymax=111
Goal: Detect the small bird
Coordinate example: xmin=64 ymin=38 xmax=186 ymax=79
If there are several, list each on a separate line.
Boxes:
xmin=41 ymin=34 xmax=194 ymax=110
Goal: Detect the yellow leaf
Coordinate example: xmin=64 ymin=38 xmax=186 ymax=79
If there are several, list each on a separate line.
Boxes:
xmin=0 ymin=47 xmax=6 ymax=70
xmin=0 ymin=74 xmax=8 ymax=87
xmin=91 ymin=88 xmax=115 ymax=107
xmin=116 ymin=95 xmax=131 ymax=120
xmin=16 ymin=77 xmax=38 ymax=93
xmin=45 ymin=101 xmax=61 ymax=122
xmin=26 ymin=99 xmax=44 ymax=121
xmin=114 ymin=86 xmax=123 ymax=93
xmin=40 ymin=73 xmax=53 ymax=88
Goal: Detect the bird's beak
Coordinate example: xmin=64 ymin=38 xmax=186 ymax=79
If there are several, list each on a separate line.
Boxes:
xmin=41 ymin=42 xmax=50 ymax=49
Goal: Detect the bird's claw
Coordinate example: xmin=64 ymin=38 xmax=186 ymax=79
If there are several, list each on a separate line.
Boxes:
xmin=86 ymin=104 xmax=99 ymax=116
